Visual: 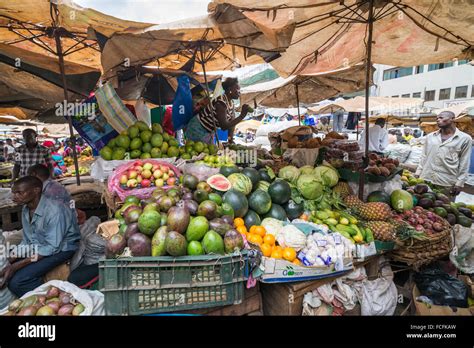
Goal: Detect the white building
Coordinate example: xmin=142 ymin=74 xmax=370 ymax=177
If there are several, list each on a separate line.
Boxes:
xmin=372 ymin=60 xmax=474 ymax=109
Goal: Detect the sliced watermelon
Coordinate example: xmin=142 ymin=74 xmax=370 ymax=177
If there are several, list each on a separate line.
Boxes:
xmin=207 ymin=174 xmax=231 ymax=192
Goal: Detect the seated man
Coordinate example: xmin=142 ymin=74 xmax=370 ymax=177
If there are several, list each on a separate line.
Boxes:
xmin=0 ymin=176 xmax=80 ymax=297
xmin=28 ymin=164 xmax=86 ymax=225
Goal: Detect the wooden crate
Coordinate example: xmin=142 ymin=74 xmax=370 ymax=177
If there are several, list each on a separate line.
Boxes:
xmin=0 ymin=205 xmax=22 ymax=231
xmin=181 ymin=284 xmax=262 ymax=316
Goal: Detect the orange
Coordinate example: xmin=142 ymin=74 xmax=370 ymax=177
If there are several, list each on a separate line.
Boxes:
xmin=254 ymin=226 xmax=266 ymax=237
xmin=260 ymin=243 xmax=272 ymax=257
xmin=299 ymin=213 xmax=309 ymax=221
xmin=248 ymin=234 xmax=263 ymax=246
xmin=283 ymin=247 xmax=297 ymax=262
xmin=292 ymin=259 xmax=302 ymax=266
xmin=249 ymin=225 xmax=258 ymax=234
xmin=272 ymin=245 xmax=283 ymax=253
xmin=236 ymin=225 xmax=248 ymax=235
xmin=270 ymin=249 xmax=283 ymax=259
xmin=263 ymin=234 xmax=275 ymax=246
xmin=234 ymin=218 xmax=245 ymax=228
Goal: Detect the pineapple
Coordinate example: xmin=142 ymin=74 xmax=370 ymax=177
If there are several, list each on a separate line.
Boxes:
xmin=333 ymin=181 xmax=353 ymax=199
xmin=343 ymin=195 xmax=363 ymax=209
xmin=357 ymin=202 xmax=392 ymax=221
xmin=366 ymin=221 xmax=396 ymax=241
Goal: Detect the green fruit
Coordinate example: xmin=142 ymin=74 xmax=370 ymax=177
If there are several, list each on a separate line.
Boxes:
xmin=183 ymin=174 xmax=199 ymax=190
xmin=434 ymin=207 xmax=448 ymax=218
xmin=119 ymin=223 xmax=128 ymax=235
xmin=268 ymin=180 xmax=291 ymax=205
xmin=140 ymin=130 xmax=153 ymax=143
xmin=130 ymin=149 xmax=141 ymax=159
xmin=179 ymin=147 xmax=185 ymax=154
xmin=130 ymin=138 xmax=143 ymax=150
xmin=207 ymin=174 xmax=231 ymax=192
xmin=165 ymin=231 xmax=187 ymax=256
xmin=203 ymin=148 xmax=210 ymax=154
xmin=209 ymin=144 xmax=218 ymax=155
xmin=138 ymin=210 xmax=161 ymax=236
xmin=367 ymin=191 xmax=391 ymax=204
xmin=150 ymin=147 xmax=161 ymax=158
xmin=457 ymin=215 xmax=472 ymax=228
xmin=202 ymin=230 xmax=225 ymax=255
xmin=187 ymin=241 xmax=204 ymax=255
xmin=258 ymin=169 xmax=272 ymax=182
xmin=219 ymin=165 xmax=240 ymax=177
xmin=248 ymin=190 xmax=272 ymax=215
xmin=124 ymin=195 xmax=141 ymax=205
xmin=186 ymin=216 xmax=209 ymax=242
xmin=167 ymin=146 xmax=180 ymax=158
xmin=142 ymin=143 xmax=152 ymax=153
xmin=150 ymin=134 xmax=163 ymax=147
xmin=161 ymin=142 xmax=169 ymax=153
xmin=107 ymin=138 xmax=117 ymax=148
xmin=151 ymin=226 xmax=168 ymax=257
xmin=128 ymin=125 xmax=140 ymax=139
xmin=140 ymin=153 xmax=151 ymax=159
xmin=152 ymin=123 xmax=163 ymax=134
xmin=228 ymin=173 xmax=253 ymax=195
xmin=263 ymin=203 xmax=287 ymax=221
xmin=243 ymin=210 xmax=261 ymax=229
xmin=208 ymin=193 xmax=223 ymax=205
xmin=112 ymin=147 xmax=126 ymax=160
xmin=220 ymin=202 xmax=234 ymax=218
xmin=169 ymin=138 xmax=179 ymax=147
xmin=256 ymin=181 xmax=270 ymax=192
xmin=223 ymin=190 xmax=248 ymax=218
xmin=390 ymin=189 xmax=414 ymax=212
xmin=181 ymin=153 xmax=191 ymax=160
xmin=163 ymin=133 xmax=170 ymax=142
xmin=135 ymin=121 xmax=150 ymax=132
xmin=242 ymin=168 xmax=260 ymax=191
xmin=115 ymin=135 xmax=131 ymax=149
xmin=99 ymin=146 xmax=113 ymax=160
xmin=193 ymin=142 xmax=205 ymax=153
xmin=284 ymin=199 xmax=304 ymax=220
xmin=186 ymin=140 xmax=194 ymax=146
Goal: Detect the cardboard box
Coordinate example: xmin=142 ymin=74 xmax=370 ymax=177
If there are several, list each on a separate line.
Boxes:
xmin=413 ymin=285 xmax=472 ymax=316
xmin=259 ymin=256 xmax=353 ymax=283
xmin=96 ymin=219 xmax=119 ymax=240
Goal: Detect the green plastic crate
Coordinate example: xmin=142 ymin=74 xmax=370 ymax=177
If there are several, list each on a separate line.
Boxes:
xmin=99 ymin=251 xmax=249 ymax=315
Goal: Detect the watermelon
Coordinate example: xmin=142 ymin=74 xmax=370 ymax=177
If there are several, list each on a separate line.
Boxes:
xmin=256 ymin=181 xmax=270 ymax=192
xmin=284 ymin=200 xmax=304 ymax=220
xmin=391 ymin=189 xmax=414 ymax=212
xmin=223 ymin=190 xmax=248 ymax=218
xmin=242 ymin=168 xmax=260 ymax=190
xmin=244 ymin=210 xmax=261 ymax=230
xmin=264 ymin=204 xmax=287 ymax=221
xmin=258 ymin=169 xmax=272 ymax=182
xmin=228 ymin=173 xmax=253 ymax=195
xmin=219 ymin=165 xmax=240 ymax=177
xmin=367 ymin=191 xmax=391 ymax=204
xmin=268 ymin=180 xmax=291 ymax=205
xmin=248 ymin=190 xmax=272 ymax=215
xmin=207 ymin=174 xmax=231 ymax=192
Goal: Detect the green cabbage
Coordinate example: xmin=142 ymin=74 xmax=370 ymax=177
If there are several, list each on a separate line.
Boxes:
xmin=299 ymin=165 xmax=314 ymax=175
xmin=312 ymin=166 xmax=339 ymax=187
xmin=278 ymin=165 xmax=300 ymax=185
xmin=296 ymin=174 xmax=324 ymax=200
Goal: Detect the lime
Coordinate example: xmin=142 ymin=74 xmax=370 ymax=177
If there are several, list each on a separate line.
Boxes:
xmin=151 ymin=134 xmax=163 ymax=147
xmin=130 ymin=149 xmax=141 ymax=159
xmin=130 ymin=138 xmax=142 ymax=150
xmin=142 ymin=143 xmax=152 ymax=153
xmin=128 ymin=125 xmax=140 ymax=139
xmin=187 ymin=241 xmax=204 ymax=255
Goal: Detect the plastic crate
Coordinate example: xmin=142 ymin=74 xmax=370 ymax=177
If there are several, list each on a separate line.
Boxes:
xmin=99 ymin=251 xmax=249 ymax=315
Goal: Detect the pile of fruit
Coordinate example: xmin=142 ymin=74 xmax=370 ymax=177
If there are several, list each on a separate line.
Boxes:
xmin=4 ymin=286 xmax=85 ymax=316
xmin=365 ymin=153 xmax=400 ymax=177
xmin=107 ymin=173 xmax=245 ymax=258
xmin=118 ymin=161 xmax=178 ymax=189
xmin=393 ymin=206 xmax=451 ymax=236
xmin=63 ymin=166 xmax=89 ymax=177
xmin=195 ymin=154 xmax=234 ymax=168
xmin=99 ymin=120 xmax=218 ymax=161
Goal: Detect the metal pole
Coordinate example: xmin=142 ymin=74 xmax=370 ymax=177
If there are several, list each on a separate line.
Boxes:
xmin=295 ymin=84 xmax=301 ymax=126
xmin=54 ymin=30 xmax=81 ymax=186
xmin=359 ymin=0 xmax=374 ymax=199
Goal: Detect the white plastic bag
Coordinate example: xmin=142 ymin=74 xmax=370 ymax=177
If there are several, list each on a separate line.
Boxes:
xmin=135 ymin=99 xmax=151 ymax=127
xmin=0 ymin=280 xmax=105 ymax=315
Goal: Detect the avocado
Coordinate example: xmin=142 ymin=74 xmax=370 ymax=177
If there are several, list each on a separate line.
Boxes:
xmin=457 ymin=215 xmax=472 ymax=228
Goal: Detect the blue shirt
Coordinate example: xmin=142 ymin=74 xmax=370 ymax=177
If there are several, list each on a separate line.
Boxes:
xmin=20 ymin=196 xmax=80 ymax=257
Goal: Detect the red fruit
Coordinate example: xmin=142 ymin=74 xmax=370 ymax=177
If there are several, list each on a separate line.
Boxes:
xmin=417 ymin=218 xmax=425 ymax=225
xmin=432 ymin=222 xmax=444 ymax=232
xmin=167 ymin=177 xmax=176 ymax=186
xmin=415 ymin=225 xmax=424 ymax=231
xmin=141 ymin=179 xmax=151 ymax=188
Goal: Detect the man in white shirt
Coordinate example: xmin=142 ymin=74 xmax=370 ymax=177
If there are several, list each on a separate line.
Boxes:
xmin=415 ymin=111 xmax=472 ymax=197
xmin=358 ymin=118 xmax=389 ymax=154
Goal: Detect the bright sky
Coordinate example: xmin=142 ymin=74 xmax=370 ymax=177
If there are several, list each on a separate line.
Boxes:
xmin=75 ymin=0 xmax=209 ymax=23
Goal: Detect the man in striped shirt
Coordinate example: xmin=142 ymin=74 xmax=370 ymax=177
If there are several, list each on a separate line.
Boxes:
xmin=12 ymin=129 xmax=53 ymax=183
